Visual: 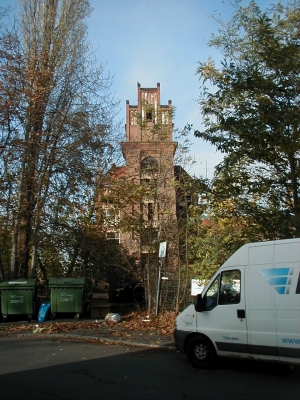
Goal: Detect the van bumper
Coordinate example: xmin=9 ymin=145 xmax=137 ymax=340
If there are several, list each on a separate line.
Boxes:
xmin=174 ymin=329 xmax=192 ymax=353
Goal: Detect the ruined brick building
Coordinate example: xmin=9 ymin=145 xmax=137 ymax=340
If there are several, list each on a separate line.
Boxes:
xmin=102 ymin=83 xmax=191 ymax=281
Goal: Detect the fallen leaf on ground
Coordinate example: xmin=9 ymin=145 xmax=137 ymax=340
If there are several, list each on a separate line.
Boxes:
xmin=0 ymin=311 xmax=177 ymax=336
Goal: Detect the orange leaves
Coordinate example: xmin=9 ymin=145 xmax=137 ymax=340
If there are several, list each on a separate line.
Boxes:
xmin=0 ymin=311 xmax=177 ymax=337
xmin=120 ymin=311 xmax=176 ymax=336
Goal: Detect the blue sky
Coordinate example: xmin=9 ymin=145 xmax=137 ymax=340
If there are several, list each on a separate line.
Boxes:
xmin=1 ymin=0 xmax=289 ymax=177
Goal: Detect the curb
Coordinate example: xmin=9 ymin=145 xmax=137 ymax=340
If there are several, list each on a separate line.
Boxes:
xmin=1 ymin=331 xmax=176 ymax=351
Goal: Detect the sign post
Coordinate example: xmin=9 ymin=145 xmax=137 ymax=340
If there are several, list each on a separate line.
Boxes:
xmin=156 ymin=242 xmax=167 ymax=316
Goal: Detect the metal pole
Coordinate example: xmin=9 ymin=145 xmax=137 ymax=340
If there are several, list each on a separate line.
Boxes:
xmin=156 ymin=258 xmax=163 ymax=316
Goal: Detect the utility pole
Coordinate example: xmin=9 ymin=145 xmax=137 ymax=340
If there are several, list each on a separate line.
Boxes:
xmin=156 ymin=242 xmax=167 ymax=316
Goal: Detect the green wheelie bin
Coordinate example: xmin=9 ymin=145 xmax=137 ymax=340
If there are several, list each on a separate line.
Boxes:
xmin=48 ymin=278 xmax=85 ymax=320
xmin=0 ymin=279 xmax=37 ymax=322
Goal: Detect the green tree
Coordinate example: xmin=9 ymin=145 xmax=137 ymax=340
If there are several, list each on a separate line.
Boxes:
xmin=192 ymin=0 xmax=300 ymax=238
xmin=187 ymin=176 xmax=265 ymax=281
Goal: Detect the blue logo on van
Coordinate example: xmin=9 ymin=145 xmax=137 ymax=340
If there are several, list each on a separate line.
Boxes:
xmin=259 ymin=268 xmax=291 ymax=294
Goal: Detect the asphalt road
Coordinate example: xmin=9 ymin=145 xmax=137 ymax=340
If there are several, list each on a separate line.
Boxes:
xmin=0 ymin=337 xmax=299 ymax=400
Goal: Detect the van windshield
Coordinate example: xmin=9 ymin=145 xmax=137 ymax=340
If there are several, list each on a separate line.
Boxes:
xmin=205 ymin=275 xmax=220 ymax=310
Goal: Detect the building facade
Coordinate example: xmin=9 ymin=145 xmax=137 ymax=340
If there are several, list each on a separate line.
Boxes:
xmin=118 ymin=83 xmax=178 ymax=273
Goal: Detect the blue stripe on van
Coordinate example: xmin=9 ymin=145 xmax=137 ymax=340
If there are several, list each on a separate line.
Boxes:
xmin=259 ymin=268 xmax=291 ymax=295
xmin=274 ymin=286 xmax=286 ymax=294
xmin=265 ymin=277 xmax=288 ymax=285
xmin=259 ymin=268 xmax=290 ymax=277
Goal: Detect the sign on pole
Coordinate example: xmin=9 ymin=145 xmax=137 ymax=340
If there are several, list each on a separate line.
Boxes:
xmin=159 ymin=242 xmax=167 ymax=258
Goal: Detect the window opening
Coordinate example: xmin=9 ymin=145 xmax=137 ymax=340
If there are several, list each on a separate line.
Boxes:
xmin=148 ymin=203 xmax=153 ymax=221
xmin=219 ymin=270 xmax=241 ymax=305
xmin=141 ymin=157 xmax=158 ymax=174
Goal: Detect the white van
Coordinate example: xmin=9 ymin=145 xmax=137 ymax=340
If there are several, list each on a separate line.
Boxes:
xmin=174 ymin=238 xmax=300 ymax=368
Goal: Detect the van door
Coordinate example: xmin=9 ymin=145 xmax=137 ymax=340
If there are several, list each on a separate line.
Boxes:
xmin=274 ymin=262 xmax=300 ymax=363
xmin=246 ymin=263 xmax=278 ymax=360
xmin=197 ymin=267 xmax=249 ymax=357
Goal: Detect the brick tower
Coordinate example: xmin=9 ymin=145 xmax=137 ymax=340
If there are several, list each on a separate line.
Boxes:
xmin=121 ymin=83 xmax=178 ymax=272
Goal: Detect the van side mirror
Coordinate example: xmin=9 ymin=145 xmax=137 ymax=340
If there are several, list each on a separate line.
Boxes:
xmin=194 ymin=294 xmax=205 ymax=312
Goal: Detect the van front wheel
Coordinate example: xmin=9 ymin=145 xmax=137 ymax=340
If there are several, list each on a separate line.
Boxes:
xmin=187 ymin=336 xmax=216 ymax=369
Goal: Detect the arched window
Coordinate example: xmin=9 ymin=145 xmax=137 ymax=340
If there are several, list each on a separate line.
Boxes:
xmin=141 ymin=157 xmax=158 ymax=174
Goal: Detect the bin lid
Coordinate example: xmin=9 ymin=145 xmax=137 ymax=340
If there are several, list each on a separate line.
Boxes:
xmin=48 ymin=277 xmax=85 ymax=288
xmin=0 ymin=279 xmax=37 ymax=289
